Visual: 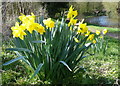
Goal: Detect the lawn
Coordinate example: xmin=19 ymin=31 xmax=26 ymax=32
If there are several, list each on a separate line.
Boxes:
xmin=87 ymin=25 xmax=120 ymax=32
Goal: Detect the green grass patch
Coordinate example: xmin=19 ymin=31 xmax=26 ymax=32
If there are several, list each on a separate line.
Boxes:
xmin=87 ymin=25 xmax=120 ymax=32
xmin=77 ymin=36 xmax=119 ymax=84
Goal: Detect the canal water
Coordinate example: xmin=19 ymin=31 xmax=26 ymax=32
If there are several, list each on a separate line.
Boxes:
xmin=85 ymin=16 xmax=120 ymax=28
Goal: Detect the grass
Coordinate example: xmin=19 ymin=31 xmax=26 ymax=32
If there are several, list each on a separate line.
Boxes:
xmin=78 ymin=36 xmax=119 ymax=84
xmin=87 ymin=25 xmax=120 ymax=32
xmin=1 ymin=35 xmax=119 ymax=85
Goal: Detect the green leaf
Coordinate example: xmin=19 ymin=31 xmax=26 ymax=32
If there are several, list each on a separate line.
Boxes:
xmin=3 ymin=56 xmax=25 ymax=66
xmin=74 ymin=66 xmax=86 ymax=75
xmin=30 ymin=63 xmax=43 ymax=80
xmin=59 ymin=61 xmax=72 ymax=71
xmin=79 ymin=56 xmax=87 ymax=60
xmin=32 ymin=40 xmax=46 ymax=43
xmin=6 ymin=48 xmax=32 ymax=52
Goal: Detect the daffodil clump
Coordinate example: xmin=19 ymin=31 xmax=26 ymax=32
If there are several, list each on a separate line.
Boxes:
xmin=66 ymin=6 xmax=108 ymax=45
xmin=11 ymin=13 xmax=55 ymax=40
xmin=4 ymin=6 xmax=108 ymax=84
xmin=92 ymin=29 xmax=108 ymax=54
xmin=66 ymin=6 xmax=96 ymax=44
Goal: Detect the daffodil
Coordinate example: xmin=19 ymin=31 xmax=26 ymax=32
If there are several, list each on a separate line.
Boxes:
xmin=74 ymin=37 xmax=79 ymax=43
xmin=22 ymin=22 xmax=34 ymax=33
xmin=99 ymin=35 xmax=103 ymax=38
xmin=68 ymin=18 xmax=78 ymax=27
xmin=78 ymin=23 xmax=88 ymax=33
xmin=85 ymin=31 xmax=90 ymax=36
xmin=87 ymin=34 xmax=95 ymax=41
xmin=18 ymin=13 xmax=35 ymax=33
xmin=12 ymin=30 xmax=27 ymax=40
xmin=34 ymin=23 xmax=46 ymax=34
xmin=77 ymin=29 xmax=82 ymax=34
xmin=19 ymin=13 xmax=35 ymax=24
xmin=11 ymin=22 xmax=26 ymax=31
xmin=92 ymin=40 xmax=96 ymax=44
xmin=19 ymin=13 xmax=45 ymax=34
xmin=102 ymin=29 xmax=108 ymax=35
xmin=96 ymin=30 xmax=100 ymax=35
xmin=43 ymin=18 xmax=55 ymax=28
xmin=79 ymin=23 xmax=86 ymax=29
xmin=25 ymin=22 xmax=45 ymax=34
xmin=67 ymin=5 xmax=78 ymax=19
xmin=19 ymin=13 xmax=26 ymax=23
xmin=67 ymin=5 xmax=74 ymax=19
xmin=11 ymin=22 xmax=26 ymax=40
xmin=72 ymin=10 xmax=78 ymax=18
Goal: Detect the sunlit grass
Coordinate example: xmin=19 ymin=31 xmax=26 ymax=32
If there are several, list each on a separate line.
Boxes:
xmin=87 ymin=25 xmax=120 ymax=32
xmin=78 ymin=36 xmax=119 ymax=84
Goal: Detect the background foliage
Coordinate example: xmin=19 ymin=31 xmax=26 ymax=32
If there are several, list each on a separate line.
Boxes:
xmin=1 ymin=2 xmax=119 ymax=40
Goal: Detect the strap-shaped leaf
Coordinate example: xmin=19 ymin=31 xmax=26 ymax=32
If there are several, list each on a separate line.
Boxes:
xmin=30 ymin=63 xmax=43 ymax=80
xmin=32 ymin=40 xmax=46 ymax=43
xmin=80 ymin=56 xmax=87 ymax=60
xmin=74 ymin=66 xmax=86 ymax=75
xmin=6 ymin=48 xmax=32 ymax=52
xmin=3 ymin=56 xmax=25 ymax=66
xmin=59 ymin=61 xmax=72 ymax=71
xmin=85 ymin=43 xmax=92 ymax=48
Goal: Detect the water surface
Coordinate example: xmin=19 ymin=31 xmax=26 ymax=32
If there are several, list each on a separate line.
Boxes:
xmin=85 ymin=16 xmax=119 ymax=28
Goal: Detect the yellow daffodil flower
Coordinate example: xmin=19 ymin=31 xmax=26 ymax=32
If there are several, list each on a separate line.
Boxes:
xmin=12 ymin=30 xmax=27 ymax=40
xmin=12 ymin=22 xmax=26 ymax=30
xmin=18 ymin=13 xmax=45 ymax=34
xmin=68 ymin=18 xmax=78 ymax=27
xmin=11 ymin=22 xmax=26 ymax=40
xmin=102 ymin=29 xmax=108 ymax=35
xmin=21 ymin=21 xmax=35 ymax=33
xmin=43 ymin=18 xmax=55 ymax=28
xmin=92 ymin=40 xmax=96 ymax=44
xmin=19 ymin=13 xmax=26 ymax=22
xmin=77 ymin=29 xmax=82 ymax=34
xmin=85 ymin=31 xmax=90 ymax=36
xmin=34 ymin=23 xmax=46 ymax=34
xmin=25 ymin=22 xmax=45 ymax=34
xmin=99 ymin=35 xmax=103 ymax=38
xmin=87 ymin=34 xmax=95 ymax=41
xmin=79 ymin=23 xmax=86 ymax=29
xmin=67 ymin=5 xmax=78 ymax=19
xmin=19 ymin=13 xmax=35 ymax=24
xmin=72 ymin=10 xmax=78 ymax=18
xmin=96 ymin=30 xmax=100 ymax=35
xmin=67 ymin=6 xmax=74 ymax=19
xmin=78 ymin=23 xmax=88 ymax=33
